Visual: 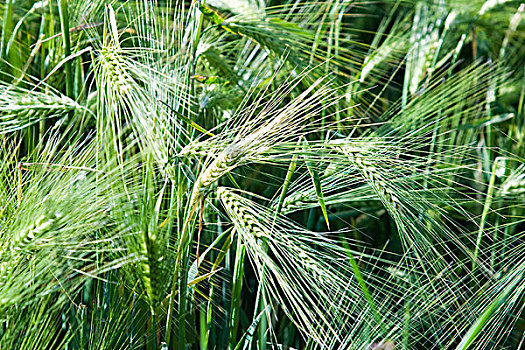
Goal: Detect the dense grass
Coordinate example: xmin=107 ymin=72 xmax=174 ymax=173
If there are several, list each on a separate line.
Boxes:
xmin=0 ymin=0 xmax=524 ymax=349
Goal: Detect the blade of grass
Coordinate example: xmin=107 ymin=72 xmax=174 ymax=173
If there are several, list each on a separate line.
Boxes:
xmin=57 ymin=0 xmax=73 ymax=98
xmin=472 ymin=157 xmax=500 ymax=272
xmin=303 ymin=139 xmax=330 ymax=230
xmin=275 ymin=139 xmax=301 ymax=215
xmin=235 ymin=306 xmax=270 ymax=350
xmin=456 ymin=272 xmax=522 ymax=350
xmin=0 ymin=0 xmax=14 ymax=80
xmin=229 ymin=236 xmax=246 ymax=349
xmin=341 ymin=240 xmax=386 ymax=337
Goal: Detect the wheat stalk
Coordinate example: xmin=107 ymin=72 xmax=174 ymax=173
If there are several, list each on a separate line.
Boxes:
xmin=137 ymin=230 xmax=170 ymax=310
xmin=332 ymin=142 xmax=403 ymax=213
xmin=11 ymin=212 xmax=61 ymax=254
xmin=217 ymin=186 xmax=367 ymax=347
xmin=0 ymin=85 xmax=82 ymax=133
xmin=216 ymin=187 xmax=267 ymax=239
xmin=97 ymin=47 xmax=133 ymax=96
xmin=189 ymin=75 xmax=333 ymax=209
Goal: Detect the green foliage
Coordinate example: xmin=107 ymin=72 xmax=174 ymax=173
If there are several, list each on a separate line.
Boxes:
xmin=0 ymin=0 xmax=523 ymax=349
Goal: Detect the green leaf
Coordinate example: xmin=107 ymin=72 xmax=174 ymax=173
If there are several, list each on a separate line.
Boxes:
xmin=303 ymin=138 xmax=330 ymax=230
xmin=456 ymin=273 xmax=522 ymax=350
xmin=275 ymin=138 xmax=301 ymax=215
xmin=234 ymin=305 xmax=270 ymax=350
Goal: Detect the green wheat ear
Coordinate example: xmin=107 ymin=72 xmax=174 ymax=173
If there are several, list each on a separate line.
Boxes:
xmin=216 ymin=186 xmax=267 ymax=239
xmin=11 ymin=212 xmax=62 ymax=254
xmin=97 ymin=47 xmax=132 ymax=96
xmin=192 ymin=145 xmax=246 ymax=203
xmin=216 ymin=186 xmax=375 ymax=347
xmin=139 ymin=231 xmax=171 ymax=310
xmin=334 ymin=143 xmax=403 ymax=212
xmin=0 ymin=82 xmax=83 ymax=133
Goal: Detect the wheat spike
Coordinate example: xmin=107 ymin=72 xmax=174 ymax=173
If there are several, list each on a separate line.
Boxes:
xmin=216 ymin=187 xmax=267 ymax=239
xmin=187 ymin=75 xmax=332 ymax=207
xmin=95 ymin=4 xmax=131 ymax=96
xmin=97 ymin=47 xmax=132 ymax=96
xmin=0 ymin=84 xmax=82 ymax=133
xmin=0 ymin=212 xmax=60 ymax=291
xmin=138 ymin=231 xmax=169 ymax=310
xmin=194 ymin=146 xmax=245 ymax=196
xmin=0 ymin=261 xmax=10 ymax=289
xmin=217 ymin=187 xmax=366 ymax=346
xmin=279 ymin=191 xmax=312 ymax=214
xmin=334 ymin=143 xmax=403 ymax=213
xmin=11 ymin=213 xmax=60 ymax=254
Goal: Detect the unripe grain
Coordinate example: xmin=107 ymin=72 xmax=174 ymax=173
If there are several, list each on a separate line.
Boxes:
xmin=217 ymin=187 xmax=267 ymax=239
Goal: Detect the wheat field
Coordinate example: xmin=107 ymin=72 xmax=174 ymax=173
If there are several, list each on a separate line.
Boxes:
xmin=0 ymin=0 xmax=524 ymax=349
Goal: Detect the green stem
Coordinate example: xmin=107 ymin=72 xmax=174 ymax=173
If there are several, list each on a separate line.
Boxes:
xmin=228 ymin=236 xmax=245 ymax=349
xmin=148 ymin=313 xmax=157 ymax=350
xmin=343 ymin=241 xmax=386 ymax=337
xmin=0 ymin=0 xmax=14 ymax=80
xmin=57 ymin=0 xmax=73 ymax=98
xmin=190 ymin=0 xmax=206 ymax=101
xmin=456 ymin=272 xmax=521 ymax=350
xmin=472 ymin=158 xmax=499 ymax=273
xmin=255 ymin=240 xmax=269 ymax=350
